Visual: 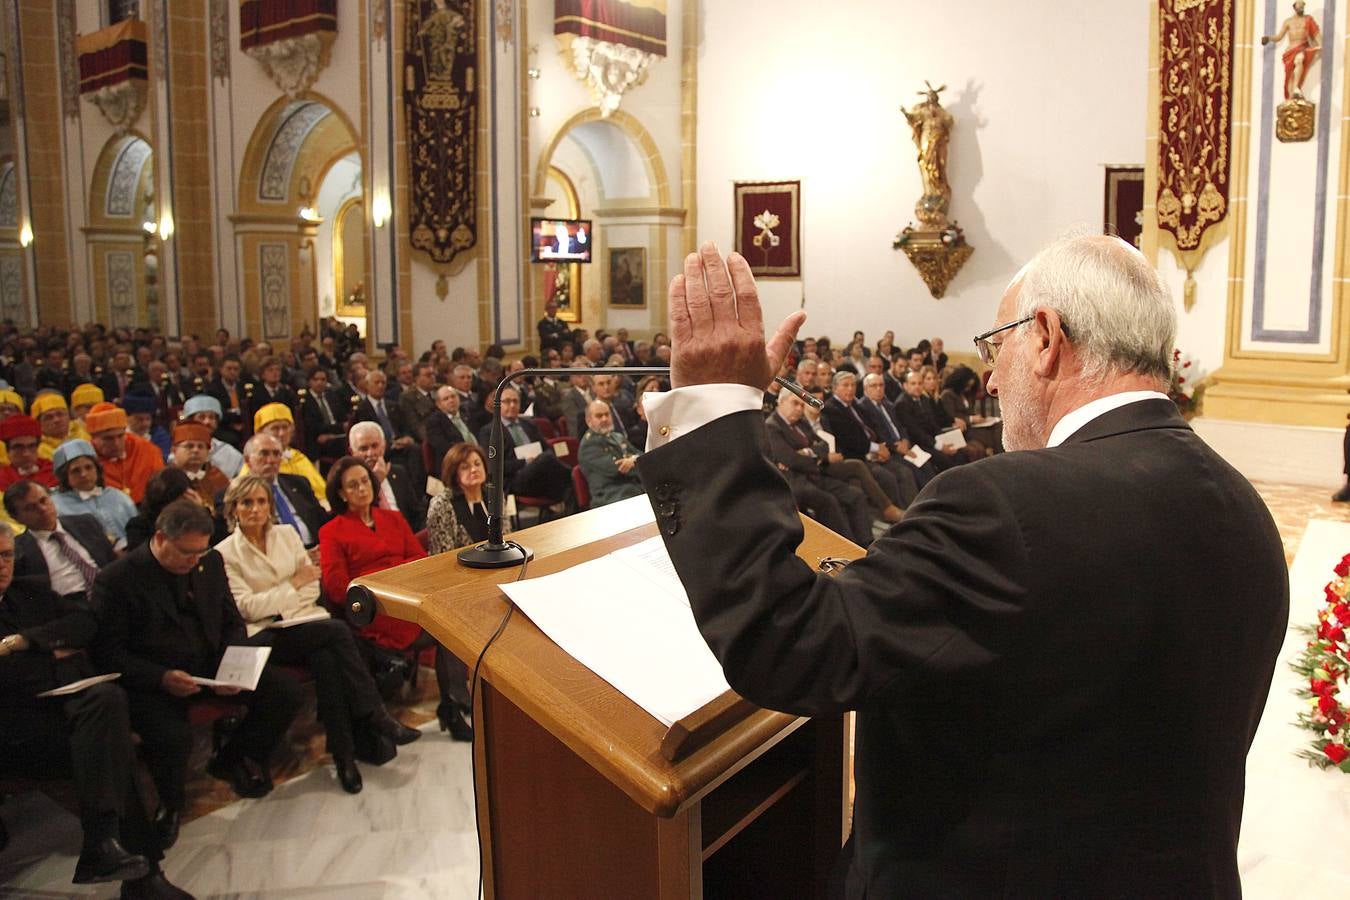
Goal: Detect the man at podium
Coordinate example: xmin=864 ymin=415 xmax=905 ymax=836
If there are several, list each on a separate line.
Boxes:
xmin=635 ymin=237 xmax=1288 ymax=897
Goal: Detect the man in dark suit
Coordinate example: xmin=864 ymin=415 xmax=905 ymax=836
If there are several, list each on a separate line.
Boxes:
xmin=299 ymin=367 xmax=347 ymax=462
xmin=425 ymin=385 xmax=477 ymax=474
xmin=860 ymin=372 xmax=939 ymax=489
xmin=5 ymin=481 xmax=116 ymax=598
xmin=349 ymin=422 xmax=426 ymax=531
xmin=821 ymin=371 xmax=918 ymax=508
xmin=634 ymin=240 xmax=1288 ymax=896
xmin=0 ymin=525 xmax=191 ymax=897
xmin=242 ymin=433 xmax=330 ymax=553
xmin=94 ymin=500 xmax=303 ymax=830
xmin=397 ymin=363 xmax=439 ymax=443
xmin=589 ymin=373 xmax=637 ymax=438
xmin=243 ymin=357 xmax=297 ymax=434
xmin=764 ymin=392 xmax=872 ymax=546
xmin=205 ymin=354 xmax=249 ymax=440
xmin=893 ymin=369 xmax=964 ymax=471
xmin=475 ymin=386 xmax=571 ymax=505
xmin=537 ymin=300 xmax=572 ymax=353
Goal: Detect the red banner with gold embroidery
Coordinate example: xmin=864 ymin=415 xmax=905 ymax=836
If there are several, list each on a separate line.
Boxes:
xmin=554 ymin=0 xmax=666 ymax=57
xmin=239 ymin=0 xmax=337 ymax=51
xmin=1156 ymin=0 xmax=1233 ymax=259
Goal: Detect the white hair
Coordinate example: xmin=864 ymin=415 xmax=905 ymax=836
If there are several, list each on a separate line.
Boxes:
xmin=1014 ymin=234 xmax=1175 ymax=384
xmin=349 ymin=421 xmax=384 ymax=448
xmin=832 ymin=370 xmax=856 ymax=389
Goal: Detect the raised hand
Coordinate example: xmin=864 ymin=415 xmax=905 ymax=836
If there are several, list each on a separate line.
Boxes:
xmin=668 ymin=242 xmax=806 ymax=390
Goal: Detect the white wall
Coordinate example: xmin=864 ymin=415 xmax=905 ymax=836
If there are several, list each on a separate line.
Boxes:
xmin=696 ymin=0 xmax=1150 ymax=349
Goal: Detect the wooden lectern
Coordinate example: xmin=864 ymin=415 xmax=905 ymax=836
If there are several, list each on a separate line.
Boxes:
xmin=353 ymin=497 xmax=862 ymax=898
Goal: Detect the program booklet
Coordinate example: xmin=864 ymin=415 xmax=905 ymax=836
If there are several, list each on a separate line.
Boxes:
xmin=190 ymin=646 xmax=271 ymax=691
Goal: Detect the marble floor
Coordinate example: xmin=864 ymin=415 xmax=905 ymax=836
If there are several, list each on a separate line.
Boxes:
xmin=2 ymin=481 xmax=1349 ymax=898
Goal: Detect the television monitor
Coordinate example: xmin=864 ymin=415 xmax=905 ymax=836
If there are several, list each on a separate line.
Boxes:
xmin=531 ymin=217 xmax=593 ymax=263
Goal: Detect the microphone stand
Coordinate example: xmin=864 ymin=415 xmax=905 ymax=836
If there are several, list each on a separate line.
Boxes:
xmin=457 ymin=365 xmax=669 ymax=569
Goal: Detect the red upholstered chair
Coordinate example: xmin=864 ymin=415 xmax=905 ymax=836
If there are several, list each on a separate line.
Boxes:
xmin=421 ymin=439 xmax=437 ymax=477
xmin=553 ymin=416 xmax=570 ymax=437
xmin=414 ymin=528 xmax=430 ymax=553
xmin=533 ymin=417 xmax=556 ymax=440
xmin=548 ymin=436 xmax=580 ymax=468
xmin=570 ymin=465 xmax=591 ymax=512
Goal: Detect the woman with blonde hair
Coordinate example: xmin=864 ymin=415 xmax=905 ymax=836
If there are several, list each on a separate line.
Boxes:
xmin=218 ymin=474 xmax=420 ymax=795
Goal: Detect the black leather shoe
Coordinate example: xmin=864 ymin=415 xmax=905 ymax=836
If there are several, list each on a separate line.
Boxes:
xmin=1333 ymin=483 xmax=1350 ymax=503
xmin=72 ymin=836 xmax=150 ymax=884
xmin=206 ymin=754 xmax=273 ymax=799
xmin=152 ymin=806 xmax=180 ymax=851
xmin=120 ymin=870 xmax=195 ymax=899
xmin=437 ymin=701 xmax=474 ymax=742
xmin=374 ymin=712 xmax=422 ymax=745
xmin=334 ymin=754 xmax=363 ymax=794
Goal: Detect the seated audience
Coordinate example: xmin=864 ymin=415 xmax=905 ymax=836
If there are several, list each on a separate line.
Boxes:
xmin=168 ymin=421 xmax=231 ymax=502
xmin=628 ymin=375 xmax=663 ymax=450
xmin=425 ymin=443 xmax=509 ymax=553
xmin=0 ymin=388 xmax=26 ymax=467
xmin=246 ymin=403 xmax=328 ymax=505
xmin=94 ymin=500 xmax=304 ymax=841
xmin=51 ymin=440 xmax=138 ymax=548
xmin=0 ymin=413 xmax=55 ymax=490
xmin=181 ymin=395 xmax=244 ymax=478
xmin=860 ymin=373 xmax=938 ymax=489
xmin=577 ymin=401 xmax=645 ymax=508
xmin=397 ymin=362 xmax=439 ymax=444
xmin=821 ymin=371 xmax=918 ymax=508
xmin=320 ymin=457 xmax=472 ymax=740
xmin=242 ymin=433 xmax=329 ymax=556
xmin=87 ymin=402 xmax=164 ymax=504
xmin=425 ymin=384 xmax=477 ymax=471
xmin=0 ymin=523 xmax=190 ymax=899
xmin=589 ymin=373 xmax=636 ymax=437
xmin=558 ymin=363 xmax=593 ymax=437
xmin=349 ymin=422 xmax=426 ymax=532
xmin=122 ymin=389 xmax=170 ymax=461
xmin=217 ymin=475 xmax=420 ymax=795
xmin=764 ymin=392 xmax=873 ymax=546
xmin=125 ymin=468 xmax=215 ymax=552
xmin=69 ymin=383 xmax=105 ymax=429
xmin=477 ymin=386 xmax=571 ymax=508
xmin=940 ymin=365 xmax=1002 ymax=456
xmin=352 ymin=370 xmax=415 ymax=455
xmin=6 ymin=479 xmax=116 ymax=598
xmin=893 ymin=369 xmax=964 ymax=471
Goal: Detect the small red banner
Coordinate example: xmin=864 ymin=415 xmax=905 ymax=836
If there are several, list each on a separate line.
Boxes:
xmin=75 ymin=19 xmax=148 ymax=94
xmin=554 ymin=0 xmax=666 ymax=57
xmin=734 ymin=181 xmax=801 ymax=278
xmin=240 ymin=0 xmax=338 ymax=51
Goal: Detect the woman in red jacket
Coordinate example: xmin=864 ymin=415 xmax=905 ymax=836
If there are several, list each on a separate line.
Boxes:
xmin=318 ymin=457 xmax=472 ymax=740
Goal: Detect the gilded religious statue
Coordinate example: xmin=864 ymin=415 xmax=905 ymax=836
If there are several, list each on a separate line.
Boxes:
xmin=893 ymin=81 xmax=972 ymax=300
xmin=1262 ymin=1 xmax=1320 ymax=142
xmin=901 ymin=82 xmax=954 ymax=229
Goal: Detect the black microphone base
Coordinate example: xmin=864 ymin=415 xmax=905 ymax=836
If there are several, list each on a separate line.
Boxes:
xmin=457 ymin=542 xmax=533 ymax=569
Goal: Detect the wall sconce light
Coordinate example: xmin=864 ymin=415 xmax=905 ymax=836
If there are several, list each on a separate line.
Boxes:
xmin=18 ymin=223 xmax=32 ymax=248
xmin=142 ymin=220 xmax=157 ymax=235
xmin=298 ymin=205 xmax=320 ymax=223
xmin=528 ymin=66 xmax=541 ymax=80
xmin=158 ymin=211 xmax=175 ymax=240
xmin=372 ymin=192 xmax=391 ymax=228
xmin=529 ymin=107 xmax=541 ymax=117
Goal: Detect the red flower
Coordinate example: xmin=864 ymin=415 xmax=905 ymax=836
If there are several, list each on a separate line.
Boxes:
xmin=1324 ymin=743 xmax=1349 ymax=765
xmin=1318 ymin=694 xmax=1340 ymax=716
xmin=1311 ymin=678 xmax=1336 ymax=696
xmin=1183 ymin=361 xmax=1192 ymax=368
xmin=1336 ymin=560 xmax=1349 ymax=578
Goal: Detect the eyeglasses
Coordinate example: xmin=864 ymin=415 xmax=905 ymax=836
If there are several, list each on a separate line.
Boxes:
xmin=973 ymin=315 xmax=1033 ymax=366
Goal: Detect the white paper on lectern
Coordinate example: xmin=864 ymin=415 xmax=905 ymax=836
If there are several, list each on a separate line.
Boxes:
xmin=499 ymin=535 xmax=730 ymax=727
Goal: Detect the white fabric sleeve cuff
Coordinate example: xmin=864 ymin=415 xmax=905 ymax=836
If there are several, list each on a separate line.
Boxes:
xmin=642 ymin=384 xmax=765 ymax=452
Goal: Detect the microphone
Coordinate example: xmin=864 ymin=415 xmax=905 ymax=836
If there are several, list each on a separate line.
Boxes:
xmin=457 ymin=365 xmax=669 ymax=569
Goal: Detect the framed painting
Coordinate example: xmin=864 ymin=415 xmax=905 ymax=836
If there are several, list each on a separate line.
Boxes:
xmin=734 ymin=180 xmax=800 ymax=277
xmin=608 ymin=246 xmax=646 ymax=307
xmin=1104 ymin=165 xmax=1145 ymax=249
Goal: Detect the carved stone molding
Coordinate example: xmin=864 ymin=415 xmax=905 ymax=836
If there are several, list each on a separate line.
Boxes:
xmin=259 ymin=242 xmax=290 ymax=339
xmin=245 ymin=33 xmax=333 ymax=99
xmin=371 ymin=0 xmax=387 ymax=41
xmin=210 ymin=0 xmax=231 ymax=80
xmin=57 ymin=4 xmax=80 ymax=118
xmin=495 ymin=0 xmax=514 ymax=46
xmin=85 ymin=81 xmax=147 ymax=136
xmin=561 ymin=35 xmax=658 ymax=118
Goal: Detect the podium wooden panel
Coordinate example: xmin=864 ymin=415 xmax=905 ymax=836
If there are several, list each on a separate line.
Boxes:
xmin=353 ymin=497 xmax=862 ymax=898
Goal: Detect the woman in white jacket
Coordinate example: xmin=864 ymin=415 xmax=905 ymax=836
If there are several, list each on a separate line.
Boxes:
xmin=216 ymin=474 xmax=421 ymax=794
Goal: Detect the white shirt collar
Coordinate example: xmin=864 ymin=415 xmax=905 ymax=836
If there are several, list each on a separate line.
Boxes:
xmin=1045 ymin=391 xmax=1171 ymax=448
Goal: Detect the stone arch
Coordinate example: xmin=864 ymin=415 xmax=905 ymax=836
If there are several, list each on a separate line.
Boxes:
xmin=534 ymin=108 xmax=670 ymax=207
xmin=89 ymin=132 xmax=154 ymax=229
xmin=238 ymin=91 xmax=363 ymax=213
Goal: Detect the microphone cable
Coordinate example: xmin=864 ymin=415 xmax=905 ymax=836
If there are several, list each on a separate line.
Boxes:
xmin=469 ymin=539 xmax=527 ymax=900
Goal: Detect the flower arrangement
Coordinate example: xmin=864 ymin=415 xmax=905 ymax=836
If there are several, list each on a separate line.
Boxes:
xmin=1168 ymin=349 xmax=1205 ymax=417
xmin=1290 ymin=552 xmax=1350 ymax=772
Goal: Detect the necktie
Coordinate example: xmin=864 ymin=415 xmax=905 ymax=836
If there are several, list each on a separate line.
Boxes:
xmin=872 ymin=401 xmax=900 ymax=442
xmin=273 ymin=484 xmax=299 ymax=528
xmin=507 ymin=421 xmax=527 ymax=446
xmin=452 ymin=415 xmax=475 ymax=445
xmin=318 ymin=395 xmax=334 ymax=424
xmin=609 ymin=403 xmax=625 ymax=431
xmin=375 ymin=401 xmax=394 ymax=441
xmin=50 ymin=532 xmax=98 ymax=596
xmin=848 ymin=403 xmax=879 ymax=443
